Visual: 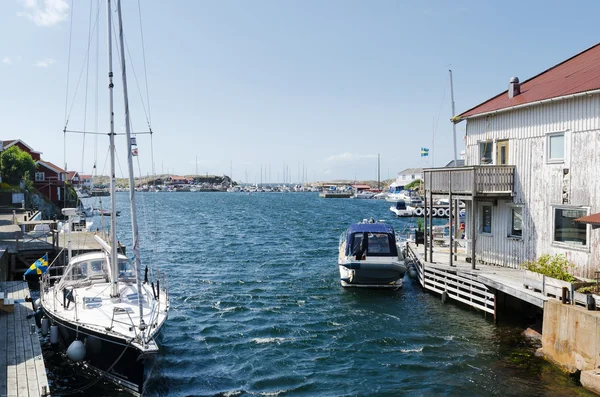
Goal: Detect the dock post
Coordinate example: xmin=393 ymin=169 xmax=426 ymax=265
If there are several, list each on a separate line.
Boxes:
xmin=454 ymin=198 xmax=459 ymax=261
xmin=493 ymin=290 xmax=498 ymax=324
xmin=561 ymin=287 xmax=568 ymax=304
xmin=470 ymin=198 xmax=477 ymax=270
xmin=428 ymin=188 xmax=433 ymax=262
xmin=449 ymin=172 xmax=454 ymax=267
xmin=423 ymin=189 xmax=428 ymax=262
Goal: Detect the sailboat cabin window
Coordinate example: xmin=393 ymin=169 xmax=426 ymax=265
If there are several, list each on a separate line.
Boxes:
xmin=547 ymin=132 xmax=565 ymax=163
xmin=479 ymin=141 xmax=493 ymax=165
xmin=553 ymin=206 xmax=588 ymax=247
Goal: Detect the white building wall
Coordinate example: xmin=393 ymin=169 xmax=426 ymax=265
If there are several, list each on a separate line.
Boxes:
xmin=464 ymin=94 xmax=600 ymax=277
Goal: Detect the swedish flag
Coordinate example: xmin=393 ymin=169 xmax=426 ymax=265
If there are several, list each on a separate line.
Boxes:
xmin=420 ymin=147 xmax=430 ymax=157
xmin=24 ymin=254 xmax=49 ymax=276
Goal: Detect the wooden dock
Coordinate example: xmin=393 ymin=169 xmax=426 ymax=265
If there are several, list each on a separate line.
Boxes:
xmin=405 ymin=242 xmax=551 ymax=319
xmin=0 ymin=281 xmax=49 ymax=397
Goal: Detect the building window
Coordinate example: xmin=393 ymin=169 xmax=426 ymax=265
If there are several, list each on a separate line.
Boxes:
xmin=480 ymin=204 xmax=493 ymax=234
xmin=35 ymin=172 xmax=45 ymax=181
xmin=508 ymin=205 xmax=523 ymax=238
xmin=411 ymin=174 xmax=415 ymax=179
xmin=547 ymin=132 xmax=565 ymax=162
xmin=553 ymin=206 xmax=587 ymax=246
xmin=479 ymin=141 xmax=493 ymax=165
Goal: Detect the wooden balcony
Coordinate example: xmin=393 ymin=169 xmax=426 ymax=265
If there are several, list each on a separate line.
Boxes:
xmin=423 ymin=165 xmax=515 ymax=197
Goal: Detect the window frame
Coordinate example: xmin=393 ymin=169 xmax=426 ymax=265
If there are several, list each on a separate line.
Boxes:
xmin=479 ymin=140 xmax=494 ymax=165
xmin=507 ymin=204 xmax=523 ymax=239
xmin=551 ymin=205 xmax=589 ymax=250
xmin=34 ymin=172 xmax=45 ymax=181
xmin=546 ymin=130 xmax=566 ymax=164
xmin=479 ymin=202 xmax=493 ymax=236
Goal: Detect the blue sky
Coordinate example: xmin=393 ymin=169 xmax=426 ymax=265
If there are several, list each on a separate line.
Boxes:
xmin=1 ymin=0 xmax=599 ymax=183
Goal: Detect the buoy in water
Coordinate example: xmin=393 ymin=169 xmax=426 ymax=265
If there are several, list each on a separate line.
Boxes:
xmin=50 ymin=325 xmax=59 ymax=344
xmin=41 ymin=317 xmax=49 ymax=336
xmin=67 ymin=340 xmax=86 ymax=362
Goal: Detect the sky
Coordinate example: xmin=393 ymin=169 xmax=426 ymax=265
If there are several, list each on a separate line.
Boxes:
xmin=1 ymin=0 xmax=599 ymax=184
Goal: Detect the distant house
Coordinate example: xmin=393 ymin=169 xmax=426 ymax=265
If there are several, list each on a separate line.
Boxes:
xmin=425 ymin=43 xmax=600 ymax=277
xmin=395 ymin=168 xmax=422 ymax=186
xmin=444 ymin=160 xmax=465 ymax=167
xmin=35 ymin=160 xmax=67 ymax=202
xmin=168 ymin=175 xmax=191 ymax=185
xmin=79 ymin=174 xmax=93 ymax=189
xmin=67 ymin=171 xmax=80 ymax=185
xmin=1 ymin=139 xmax=42 ymax=161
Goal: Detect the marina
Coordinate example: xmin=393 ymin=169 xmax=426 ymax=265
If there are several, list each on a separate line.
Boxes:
xmin=2 ymin=1 xmax=600 ymax=396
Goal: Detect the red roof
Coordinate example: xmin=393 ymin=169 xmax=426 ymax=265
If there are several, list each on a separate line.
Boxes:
xmin=37 ymin=160 xmax=67 ymax=174
xmin=574 ymin=213 xmax=600 ymax=226
xmin=457 ymin=43 xmax=600 ymax=120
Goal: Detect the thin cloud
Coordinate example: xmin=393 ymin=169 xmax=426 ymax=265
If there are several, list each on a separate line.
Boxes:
xmin=325 ymin=152 xmax=378 ymax=162
xmin=17 ymin=0 xmax=69 ymax=27
xmin=34 ymin=58 xmax=55 ymax=67
xmin=2 ymin=57 xmax=11 ymax=65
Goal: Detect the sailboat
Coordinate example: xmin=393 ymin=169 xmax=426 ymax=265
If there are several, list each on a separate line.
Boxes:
xmin=40 ymin=1 xmax=169 ymax=395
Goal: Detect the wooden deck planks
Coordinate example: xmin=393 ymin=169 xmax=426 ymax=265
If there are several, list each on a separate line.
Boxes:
xmin=0 ymin=281 xmax=50 ymax=397
xmin=408 ymin=242 xmax=549 ymax=309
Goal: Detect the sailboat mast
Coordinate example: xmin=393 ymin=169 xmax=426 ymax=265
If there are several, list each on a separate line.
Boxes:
xmin=107 ymin=0 xmax=119 ymax=298
xmin=450 ymin=69 xmax=458 ymax=166
xmin=116 ymin=0 xmax=145 ymax=329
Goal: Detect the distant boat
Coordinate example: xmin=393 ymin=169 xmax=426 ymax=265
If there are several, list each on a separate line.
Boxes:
xmin=353 ymin=190 xmax=375 ymax=199
xmin=337 ymin=220 xmax=407 ymax=288
xmin=97 ymin=208 xmax=121 ymax=217
xmin=390 ymin=200 xmax=413 ymax=217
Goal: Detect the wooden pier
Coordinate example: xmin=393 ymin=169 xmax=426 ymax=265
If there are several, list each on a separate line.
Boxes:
xmin=405 ymin=242 xmax=550 ymax=320
xmin=0 ymin=281 xmax=50 ymax=397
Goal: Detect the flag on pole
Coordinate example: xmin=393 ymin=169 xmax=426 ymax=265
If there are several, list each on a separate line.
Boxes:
xmin=24 ymin=254 xmax=49 ymax=276
xmin=420 ymin=148 xmax=430 ymax=157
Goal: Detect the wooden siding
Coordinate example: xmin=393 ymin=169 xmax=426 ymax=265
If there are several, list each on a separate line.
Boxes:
xmin=464 ymin=94 xmax=600 ymax=277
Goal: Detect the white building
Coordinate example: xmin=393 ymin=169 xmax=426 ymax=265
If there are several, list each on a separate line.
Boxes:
xmin=395 ymin=168 xmax=422 ymax=187
xmin=425 ymin=43 xmax=600 ymax=278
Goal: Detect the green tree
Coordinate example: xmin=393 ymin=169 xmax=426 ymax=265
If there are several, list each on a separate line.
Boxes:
xmin=405 ymin=178 xmax=423 ymax=191
xmin=1 ymin=146 xmax=36 ymax=185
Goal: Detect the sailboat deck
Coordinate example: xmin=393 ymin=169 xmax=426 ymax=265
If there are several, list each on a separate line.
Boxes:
xmin=0 ymin=281 xmax=50 ymax=397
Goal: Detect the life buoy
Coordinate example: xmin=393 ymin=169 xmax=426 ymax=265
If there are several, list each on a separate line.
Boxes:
xmin=432 ymin=208 xmax=439 ymax=217
xmin=415 ymin=207 xmax=423 ymax=216
xmin=444 ymin=208 xmax=450 ymax=217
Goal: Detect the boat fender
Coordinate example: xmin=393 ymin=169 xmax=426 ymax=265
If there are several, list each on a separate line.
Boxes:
xmin=341 ymin=262 xmax=361 ymax=270
xmin=67 ymin=340 xmax=86 ymax=362
xmin=156 ymin=279 xmax=160 ymax=300
xmin=50 ymin=325 xmax=59 ymax=344
xmin=33 ymin=298 xmax=41 ymax=310
xmin=144 ymin=266 xmax=148 ymax=284
xmin=41 ymin=317 xmax=49 ymax=336
xmin=151 ymin=282 xmax=157 ymax=300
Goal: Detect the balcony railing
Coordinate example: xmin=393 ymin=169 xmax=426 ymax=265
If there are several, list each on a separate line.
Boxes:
xmin=423 ymin=165 xmax=514 ymax=197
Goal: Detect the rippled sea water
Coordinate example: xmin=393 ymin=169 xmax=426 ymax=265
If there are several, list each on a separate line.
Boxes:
xmin=45 ymin=192 xmax=592 ymax=397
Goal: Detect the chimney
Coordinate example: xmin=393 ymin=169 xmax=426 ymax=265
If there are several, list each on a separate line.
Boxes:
xmin=508 ymin=77 xmax=520 ymax=98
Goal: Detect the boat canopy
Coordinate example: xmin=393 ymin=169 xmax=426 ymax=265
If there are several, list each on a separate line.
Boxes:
xmin=345 ymin=222 xmax=398 ymax=257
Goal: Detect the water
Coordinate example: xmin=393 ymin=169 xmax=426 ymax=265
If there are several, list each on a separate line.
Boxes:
xmin=45 ymin=193 xmax=591 ymax=396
